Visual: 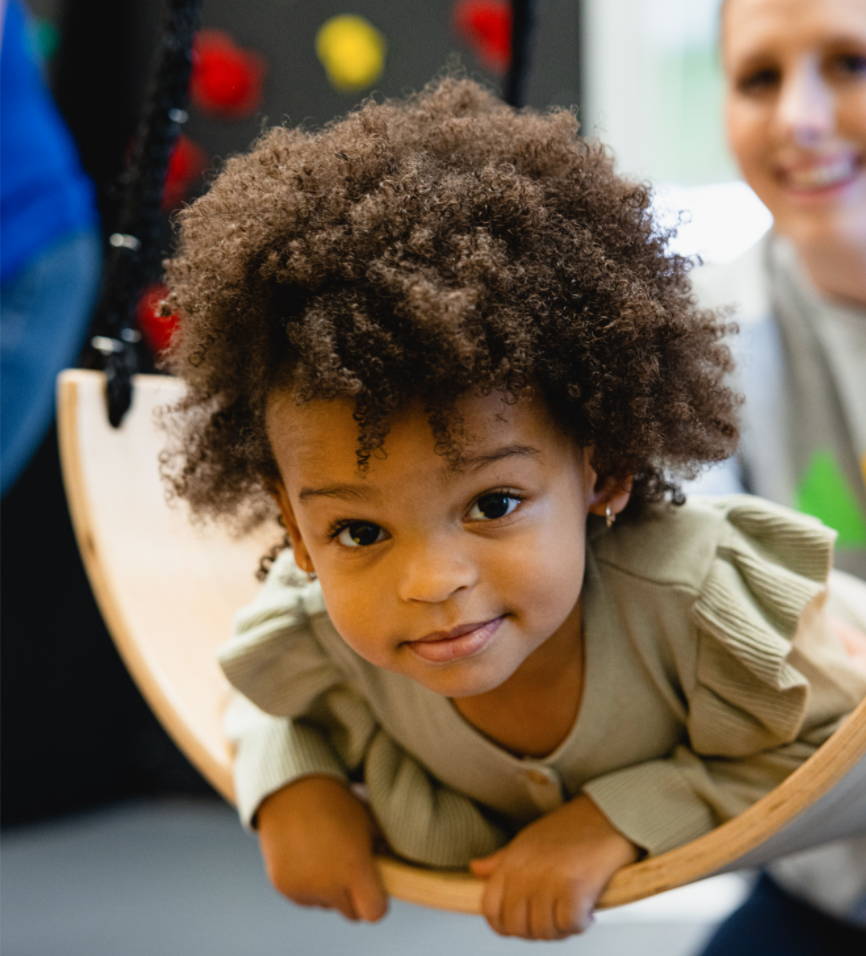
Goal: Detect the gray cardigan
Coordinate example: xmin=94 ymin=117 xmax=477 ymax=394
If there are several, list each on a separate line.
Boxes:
xmin=690 ymin=235 xmax=866 ymax=578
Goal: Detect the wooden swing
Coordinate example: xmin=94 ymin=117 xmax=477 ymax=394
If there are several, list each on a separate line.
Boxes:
xmin=58 ymin=367 xmax=866 ymax=913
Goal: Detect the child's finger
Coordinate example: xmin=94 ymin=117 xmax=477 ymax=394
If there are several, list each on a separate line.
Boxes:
xmin=554 ymin=888 xmax=594 ymax=936
xmin=469 ymin=848 xmax=504 ymax=877
xmin=349 ymin=866 xmax=389 ymax=922
xmin=529 ymin=892 xmax=561 ymax=940
xmin=480 ymin=867 xmax=507 ymax=935
xmin=499 ymin=887 xmax=530 ymax=938
xmin=332 ymin=888 xmax=360 ymax=922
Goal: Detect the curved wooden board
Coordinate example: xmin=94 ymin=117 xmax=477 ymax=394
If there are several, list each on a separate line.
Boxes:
xmin=57 ymin=368 xmax=866 ymax=913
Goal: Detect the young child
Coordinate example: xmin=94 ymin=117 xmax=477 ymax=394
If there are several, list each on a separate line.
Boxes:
xmin=159 ymin=77 xmax=866 ymax=941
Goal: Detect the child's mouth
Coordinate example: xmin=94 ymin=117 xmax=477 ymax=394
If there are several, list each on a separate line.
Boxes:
xmin=406 ymin=616 xmax=505 ymax=663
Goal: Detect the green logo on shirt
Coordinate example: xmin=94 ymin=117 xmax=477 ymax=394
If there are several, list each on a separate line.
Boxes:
xmin=796 ymin=451 xmax=866 ymax=548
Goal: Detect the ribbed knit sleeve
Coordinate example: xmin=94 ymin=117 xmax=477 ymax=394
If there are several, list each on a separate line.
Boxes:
xmin=219 ymin=552 xmax=342 ymax=718
xmin=218 ymin=551 xmax=377 ymax=827
xmin=224 ymin=694 xmax=349 ymax=828
xmin=584 ymin=499 xmax=865 ymax=856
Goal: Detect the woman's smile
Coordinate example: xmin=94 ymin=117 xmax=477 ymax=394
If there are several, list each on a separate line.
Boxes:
xmin=777 ymin=151 xmax=862 ymax=194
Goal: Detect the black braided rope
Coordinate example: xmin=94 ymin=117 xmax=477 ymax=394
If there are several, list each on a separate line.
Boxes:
xmin=503 ymin=0 xmax=537 ymax=107
xmin=93 ymin=0 xmax=534 ymax=423
xmin=92 ymin=0 xmax=202 ymax=427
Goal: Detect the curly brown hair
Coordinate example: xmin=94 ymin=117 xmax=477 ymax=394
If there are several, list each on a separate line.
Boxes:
xmin=160 ymin=75 xmax=739 ymax=535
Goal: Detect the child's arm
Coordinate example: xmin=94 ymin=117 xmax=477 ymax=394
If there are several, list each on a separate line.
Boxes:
xmin=226 ymin=692 xmax=387 ymax=921
xmin=469 ymin=793 xmax=638 ymax=939
xmin=225 ymin=692 xmax=391 ymax=921
xmin=257 ymin=775 xmax=387 ymax=922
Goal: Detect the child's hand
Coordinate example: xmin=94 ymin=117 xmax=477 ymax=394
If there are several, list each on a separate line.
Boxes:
xmin=469 ymin=793 xmax=638 ymax=940
xmin=257 ymin=775 xmax=388 ymax=922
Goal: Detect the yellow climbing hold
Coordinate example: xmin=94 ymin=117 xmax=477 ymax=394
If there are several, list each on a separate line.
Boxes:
xmin=315 ymin=15 xmax=386 ymax=93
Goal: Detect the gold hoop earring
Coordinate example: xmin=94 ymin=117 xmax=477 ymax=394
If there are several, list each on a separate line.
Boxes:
xmin=604 ymin=505 xmax=616 ymax=528
xmin=297 ymin=556 xmax=317 ymax=580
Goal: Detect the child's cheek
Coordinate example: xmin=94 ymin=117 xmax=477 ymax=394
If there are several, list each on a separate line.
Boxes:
xmin=512 ymin=542 xmax=586 ymax=633
xmin=316 ymin=581 xmax=393 ymax=667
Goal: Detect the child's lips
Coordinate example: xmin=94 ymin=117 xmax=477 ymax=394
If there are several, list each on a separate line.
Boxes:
xmin=406 ymin=616 xmax=505 ymax=663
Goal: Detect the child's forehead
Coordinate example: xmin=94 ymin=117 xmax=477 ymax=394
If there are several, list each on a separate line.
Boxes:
xmin=265 ymin=388 xmax=575 ymax=475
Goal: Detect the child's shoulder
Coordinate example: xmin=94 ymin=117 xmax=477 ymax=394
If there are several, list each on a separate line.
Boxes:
xmin=220 ymin=549 xmax=351 ymax=717
xmin=590 ymin=493 xmax=835 ymax=599
xmin=222 ymin=548 xmax=337 ymax=678
xmin=231 ymin=548 xmax=327 ymax=633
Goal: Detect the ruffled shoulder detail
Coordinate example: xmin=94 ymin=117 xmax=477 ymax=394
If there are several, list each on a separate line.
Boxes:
xmin=218 ymin=549 xmax=342 ymax=717
xmin=689 ymin=495 xmax=835 ymax=755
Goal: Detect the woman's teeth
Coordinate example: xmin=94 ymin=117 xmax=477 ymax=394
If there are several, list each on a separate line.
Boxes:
xmin=785 ymin=157 xmax=857 ymax=189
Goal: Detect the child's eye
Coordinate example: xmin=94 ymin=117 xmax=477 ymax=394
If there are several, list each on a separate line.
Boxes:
xmin=467 ymin=491 xmax=522 ymax=522
xmin=330 ymin=520 xmax=387 ymax=548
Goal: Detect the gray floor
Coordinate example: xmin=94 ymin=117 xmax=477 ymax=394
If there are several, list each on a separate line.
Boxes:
xmin=1 ymin=798 xmax=747 ymax=956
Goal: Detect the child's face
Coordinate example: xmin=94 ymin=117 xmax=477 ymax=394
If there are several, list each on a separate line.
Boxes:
xmin=267 ymin=390 xmax=623 ymax=700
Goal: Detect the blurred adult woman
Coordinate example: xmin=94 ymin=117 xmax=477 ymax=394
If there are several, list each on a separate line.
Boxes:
xmin=695 ymin=1 xmax=866 ymax=951
xmin=694 ymin=0 xmax=866 ymax=581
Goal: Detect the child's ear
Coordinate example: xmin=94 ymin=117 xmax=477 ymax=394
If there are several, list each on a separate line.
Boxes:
xmin=589 ymin=474 xmax=633 ymax=522
xmin=269 ymin=479 xmax=315 ymax=575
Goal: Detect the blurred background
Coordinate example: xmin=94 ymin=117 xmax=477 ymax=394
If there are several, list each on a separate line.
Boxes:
xmin=2 ymin=1 xmax=766 ymax=952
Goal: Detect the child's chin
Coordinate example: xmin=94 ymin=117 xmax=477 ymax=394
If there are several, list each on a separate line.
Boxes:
xmin=408 ymin=663 xmax=511 ymax=700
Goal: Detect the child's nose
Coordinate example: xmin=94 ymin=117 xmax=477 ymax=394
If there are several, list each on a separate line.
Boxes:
xmin=396 ymin=536 xmax=478 ymax=604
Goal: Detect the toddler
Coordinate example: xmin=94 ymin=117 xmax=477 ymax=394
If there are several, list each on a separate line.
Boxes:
xmin=160 ymin=78 xmax=866 ymax=940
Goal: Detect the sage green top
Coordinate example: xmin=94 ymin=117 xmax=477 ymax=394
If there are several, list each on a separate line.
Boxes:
xmin=219 ymin=495 xmax=866 ymax=868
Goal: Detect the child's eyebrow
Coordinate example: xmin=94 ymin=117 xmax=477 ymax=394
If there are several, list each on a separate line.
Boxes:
xmin=453 ymin=444 xmax=541 ymax=472
xmin=298 ymin=484 xmax=377 ymax=504
xmin=297 ymin=445 xmax=540 ymax=503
